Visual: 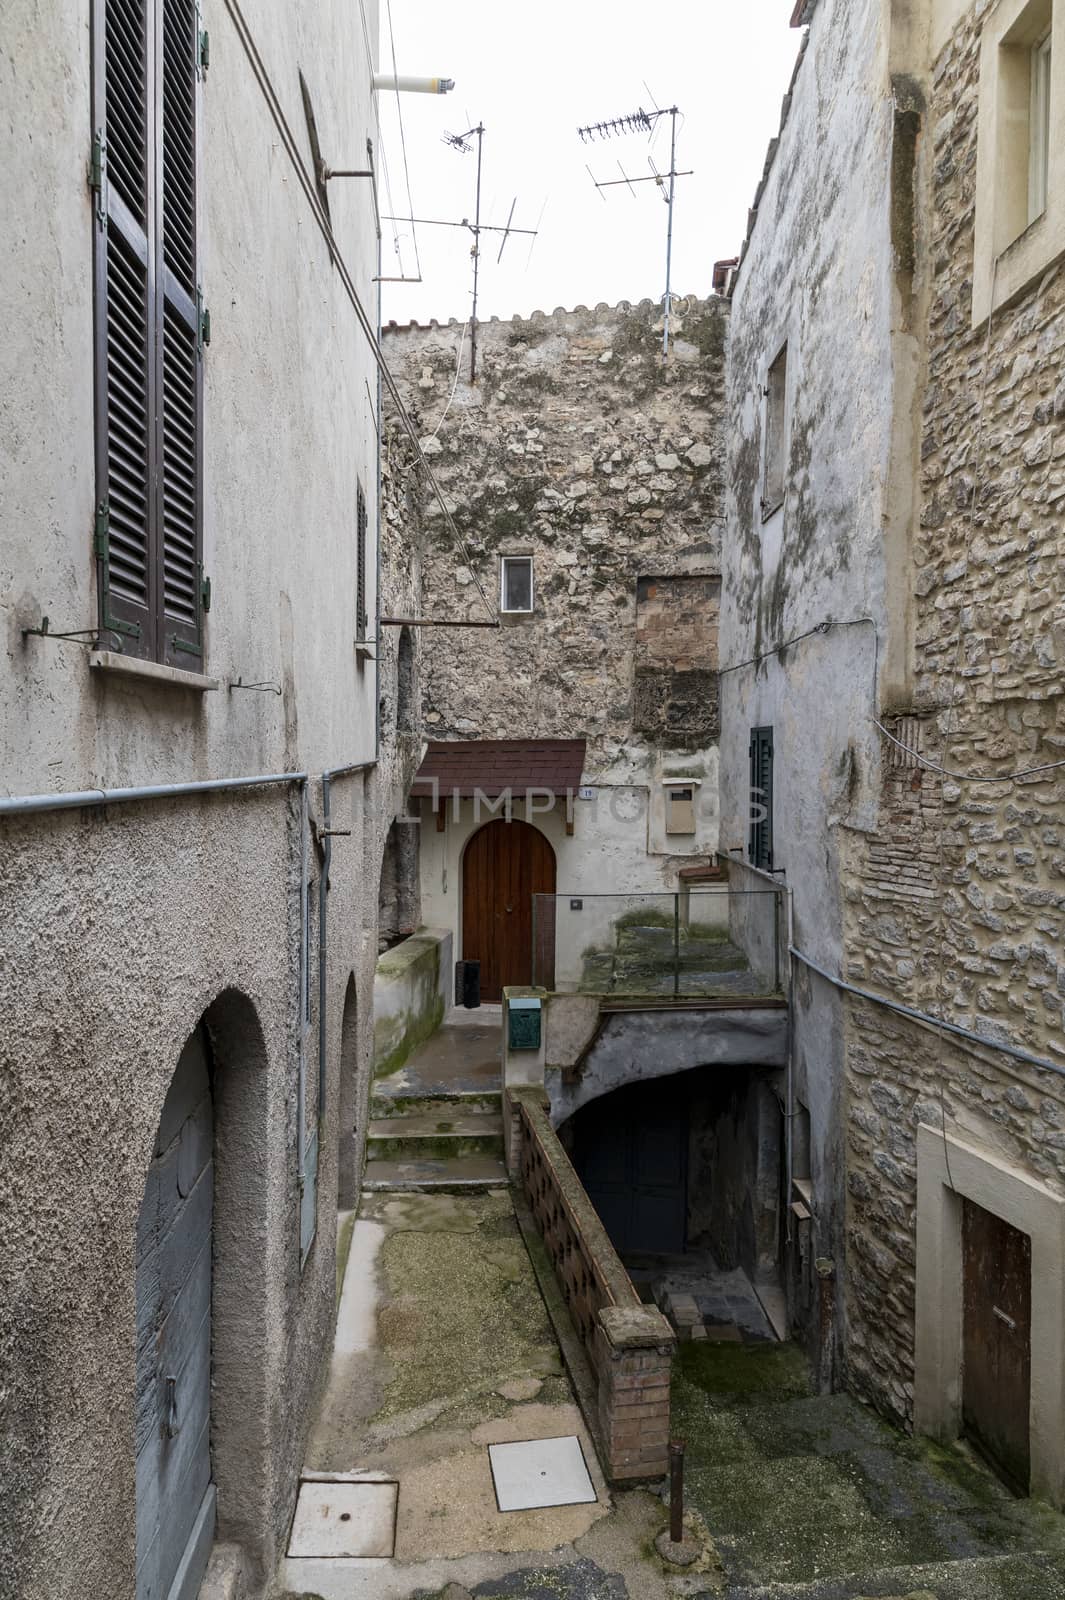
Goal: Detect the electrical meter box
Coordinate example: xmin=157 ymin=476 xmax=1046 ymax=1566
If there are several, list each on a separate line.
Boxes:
xmin=507 ymin=996 xmax=542 ymax=1052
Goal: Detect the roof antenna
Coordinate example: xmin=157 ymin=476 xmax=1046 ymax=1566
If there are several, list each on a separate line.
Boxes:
xmin=382 ymin=124 xmax=540 ymax=383
xmin=577 ymin=98 xmax=691 ymax=355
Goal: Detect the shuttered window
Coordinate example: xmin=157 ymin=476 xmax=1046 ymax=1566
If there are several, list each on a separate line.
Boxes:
xmin=748 ymin=726 xmax=774 ymax=871
xmin=92 ymin=0 xmax=207 ymax=666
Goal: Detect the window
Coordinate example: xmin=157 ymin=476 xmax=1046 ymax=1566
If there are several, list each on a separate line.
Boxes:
xmin=92 ymin=0 xmax=207 ymax=667
xmin=500 ymin=555 xmax=534 ymax=614
xmin=356 ymin=479 xmax=369 ymax=641
xmin=761 ymin=343 xmax=788 ymax=520
xmin=1030 ymin=29 xmax=1052 ymax=224
xmin=664 ymin=784 xmax=696 ymax=835
xmin=748 ymin=726 xmax=774 ymax=871
xmin=973 ymin=0 xmax=1060 ymax=325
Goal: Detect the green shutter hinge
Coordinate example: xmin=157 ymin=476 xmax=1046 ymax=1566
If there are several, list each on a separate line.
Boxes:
xmin=198 ymin=293 xmax=211 ymax=351
xmin=94 ymin=498 xmax=110 ymax=559
xmin=199 ymin=29 xmax=210 ymax=73
xmin=89 ymin=131 xmax=107 ymax=229
xmin=201 ymin=573 xmax=212 ymax=613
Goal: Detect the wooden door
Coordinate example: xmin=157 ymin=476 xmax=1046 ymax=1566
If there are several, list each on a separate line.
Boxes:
xmin=962 ymin=1198 xmax=1032 ymax=1493
xmin=573 ymin=1079 xmax=689 ymax=1256
xmin=462 ymin=818 xmax=556 ymax=1002
xmin=136 ymin=1028 xmax=215 ymax=1600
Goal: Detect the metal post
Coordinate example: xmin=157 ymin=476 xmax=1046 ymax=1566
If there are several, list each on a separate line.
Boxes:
xmin=774 ymin=888 xmax=782 ymax=993
xmin=669 ymin=1439 xmax=685 ymax=1542
xmin=662 ymin=107 xmax=678 ymax=357
xmin=673 ymin=892 xmax=680 ymax=999
xmin=531 ymin=892 xmax=538 ymax=986
xmin=470 ymin=123 xmax=484 ymax=383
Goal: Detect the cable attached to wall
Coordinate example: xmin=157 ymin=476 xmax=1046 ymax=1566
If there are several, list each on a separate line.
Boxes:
xmin=220 ymin=0 xmax=496 ymax=622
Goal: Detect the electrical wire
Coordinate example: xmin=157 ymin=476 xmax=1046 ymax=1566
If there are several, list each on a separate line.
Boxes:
xmin=427 ymin=321 xmax=469 ymax=441
xmin=354 ymin=0 xmax=406 ymax=278
xmin=721 ymin=615 xmax=1065 ymax=784
xmin=384 ymin=0 xmax=422 ymax=280
xmin=220 ymin=0 xmax=496 ymax=622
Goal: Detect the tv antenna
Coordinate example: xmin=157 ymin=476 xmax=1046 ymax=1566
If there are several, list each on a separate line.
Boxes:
xmin=382 ymin=122 xmax=540 ymax=383
xmin=578 ymin=101 xmax=691 ymax=355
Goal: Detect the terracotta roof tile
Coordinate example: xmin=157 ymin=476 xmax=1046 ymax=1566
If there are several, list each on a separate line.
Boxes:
xmin=411 ymin=738 xmax=587 ymax=798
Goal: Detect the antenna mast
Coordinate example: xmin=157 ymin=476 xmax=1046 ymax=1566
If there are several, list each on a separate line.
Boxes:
xmin=578 ymin=103 xmax=690 ymax=355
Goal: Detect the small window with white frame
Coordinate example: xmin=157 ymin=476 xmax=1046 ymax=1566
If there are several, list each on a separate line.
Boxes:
xmin=761 ymin=342 xmax=788 ymax=521
xmin=500 ymin=554 xmax=534 ymax=614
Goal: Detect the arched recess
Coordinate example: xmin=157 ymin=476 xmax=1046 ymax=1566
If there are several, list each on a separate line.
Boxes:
xmin=337 ymin=973 xmax=360 ymax=1208
xmin=135 ymin=989 xmax=272 ymax=1594
xmin=461 ymin=817 xmax=556 ymax=1001
xmin=378 ymin=816 xmax=420 ymax=954
xmin=396 ymin=625 xmax=415 ymax=734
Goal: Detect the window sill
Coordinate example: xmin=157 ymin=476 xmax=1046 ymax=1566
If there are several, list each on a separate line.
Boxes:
xmin=89 ymin=650 xmax=219 ymax=692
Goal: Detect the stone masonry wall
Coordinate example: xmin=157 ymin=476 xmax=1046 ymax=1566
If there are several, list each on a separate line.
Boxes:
xmin=841 ymin=0 xmax=1065 ymax=1419
xmin=382 ymin=298 xmax=727 ymax=777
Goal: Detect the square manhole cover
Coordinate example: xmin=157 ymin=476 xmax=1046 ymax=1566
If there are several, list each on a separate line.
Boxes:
xmin=287 ymin=1479 xmax=398 ymax=1557
xmin=488 ymin=1435 xmax=597 ymax=1512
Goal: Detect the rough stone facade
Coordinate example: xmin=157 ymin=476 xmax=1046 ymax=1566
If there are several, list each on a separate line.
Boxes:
xmin=839 ymin=0 xmax=1065 ymax=1425
xmin=382 ymin=299 xmax=727 ymax=783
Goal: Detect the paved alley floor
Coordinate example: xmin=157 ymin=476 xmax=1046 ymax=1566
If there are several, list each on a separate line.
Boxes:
xmin=279 ymin=1184 xmax=1065 ymax=1600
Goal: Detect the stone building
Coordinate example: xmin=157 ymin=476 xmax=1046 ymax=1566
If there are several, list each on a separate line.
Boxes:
xmin=0 ymin=1 xmax=404 ymax=1594
xmin=383 ymin=299 xmax=729 ymax=1001
xmin=722 ymin=0 xmax=1065 ymax=1506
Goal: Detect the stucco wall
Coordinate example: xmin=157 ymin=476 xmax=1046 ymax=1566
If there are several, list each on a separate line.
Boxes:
xmin=720 ymin=0 xmax=906 ymax=1369
xmin=373 ymin=928 xmax=451 ymax=1077
xmin=0 ymin=0 xmax=385 ymax=1594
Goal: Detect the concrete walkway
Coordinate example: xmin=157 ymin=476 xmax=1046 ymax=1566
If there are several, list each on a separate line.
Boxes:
xmin=277 ymin=1020 xmax=1065 ymax=1600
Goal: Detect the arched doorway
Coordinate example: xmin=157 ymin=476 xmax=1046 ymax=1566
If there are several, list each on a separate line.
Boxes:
xmin=462 ymin=818 xmax=556 ymax=1001
xmin=337 ymin=973 xmax=360 ymax=1207
xmin=136 ymin=1024 xmax=215 ymax=1600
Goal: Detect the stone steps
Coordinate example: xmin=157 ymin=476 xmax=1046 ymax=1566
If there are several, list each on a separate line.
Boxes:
xmin=366 ymin=1111 xmax=505 ymax=1163
xmin=361 ymin=1154 xmax=509 ymax=1192
xmin=369 ymin=1087 xmax=503 ymax=1120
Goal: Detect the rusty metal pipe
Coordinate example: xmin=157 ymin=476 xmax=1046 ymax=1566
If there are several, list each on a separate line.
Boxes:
xmin=669 ymin=1439 xmax=685 ymax=1543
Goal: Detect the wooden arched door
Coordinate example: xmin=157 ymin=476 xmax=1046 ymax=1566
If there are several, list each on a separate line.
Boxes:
xmin=462 ymin=819 xmax=556 ymax=1001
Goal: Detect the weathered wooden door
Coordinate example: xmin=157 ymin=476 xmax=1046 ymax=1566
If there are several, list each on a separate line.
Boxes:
xmin=462 ymin=818 xmax=556 ymax=1001
xmin=962 ymin=1198 xmax=1031 ymax=1493
xmin=136 ymin=1028 xmax=215 ymax=1600
xmin=572 ymin=1079 xmax=689 ymax=1256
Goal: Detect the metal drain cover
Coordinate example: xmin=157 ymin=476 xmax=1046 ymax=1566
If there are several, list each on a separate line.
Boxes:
xmin=488 ymin=1435 xmax=597 ymax=1512
xmin=287 ymin=1479 xmax=398 ymax=1557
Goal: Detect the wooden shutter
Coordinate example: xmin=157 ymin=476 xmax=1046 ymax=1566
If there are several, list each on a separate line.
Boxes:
xmin=92 ymin=0 xmax=204 ymax=665
xmin=748 ymin=726 xmax=774 ymax=871
xmin=159 ymin=0 xmax=204 ymax=665
xmin=356 ymin=479 xmax=368 ymax=641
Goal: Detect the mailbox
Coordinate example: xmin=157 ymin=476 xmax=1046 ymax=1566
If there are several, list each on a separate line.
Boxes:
xmin=507 ymin=996 xmax=542 ymax=1052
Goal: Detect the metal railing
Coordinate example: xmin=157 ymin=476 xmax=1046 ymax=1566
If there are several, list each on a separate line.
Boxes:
xmin=531 ymin=887 xmax=786 ymax=998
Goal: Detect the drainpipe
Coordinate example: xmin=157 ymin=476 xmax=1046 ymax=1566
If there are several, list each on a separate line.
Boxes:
xmin=317 ymin=761 xmax=376 ymax=1144
xmin=0 ymin=770 xmax=308 ymax=816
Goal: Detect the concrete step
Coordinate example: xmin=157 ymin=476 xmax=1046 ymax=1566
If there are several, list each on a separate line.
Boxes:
xmin=362 ymin=1154 xmax=509 ymax=1193
xmin=369 ymin=1086 xmax=503 ymax=1120
xmin=366 ymin=1112 xmax=504 ymax=1162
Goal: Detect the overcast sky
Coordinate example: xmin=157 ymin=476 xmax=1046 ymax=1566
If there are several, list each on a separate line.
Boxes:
xmin=374 ymin=3 xmax=803 ymax=328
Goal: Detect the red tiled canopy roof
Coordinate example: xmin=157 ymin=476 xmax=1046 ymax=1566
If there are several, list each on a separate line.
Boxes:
xmin=411 ymin=739 xmax=587 ymax=798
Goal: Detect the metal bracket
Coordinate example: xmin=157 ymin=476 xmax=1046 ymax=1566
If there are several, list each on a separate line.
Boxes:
xmin=21 ymin=616 xmax=121 ymax=650
xmin=163 ymin=1376 xmax=179 ymax=1440
xmin=228 ymin=676 xmax=282 ymax=694
xmin=89 ymin=131 xmax=107 ymax=229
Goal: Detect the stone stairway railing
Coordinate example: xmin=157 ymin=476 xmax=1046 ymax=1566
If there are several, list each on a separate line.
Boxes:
xmin=507 ymin=1085 xmax=675 ymax=1483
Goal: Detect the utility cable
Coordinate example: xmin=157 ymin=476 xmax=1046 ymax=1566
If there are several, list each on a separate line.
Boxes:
xmin=427 ymin=321 xmax=469 ymax=441
xmin=221 ymin=0 xmax=496 ymax=622
xmin=384 ymin=0 xmax=422 ymax=280
xmin=720 ymin=615 xmax=1065 ymax=784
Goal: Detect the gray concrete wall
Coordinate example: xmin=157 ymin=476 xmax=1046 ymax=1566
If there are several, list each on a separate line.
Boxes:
xmin=0 ymin=0 xmax=386 ymax=1593
xmin=719 ymin=0 xmax=916 ymax=1367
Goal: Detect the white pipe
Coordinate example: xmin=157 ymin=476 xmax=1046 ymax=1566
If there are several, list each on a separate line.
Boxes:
xmin=372 ymin=72 xmax=454 ymax=94
xmin=0 ymin=770 xmax=307 ymax=817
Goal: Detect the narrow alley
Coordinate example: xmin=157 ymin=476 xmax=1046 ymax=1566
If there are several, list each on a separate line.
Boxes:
xmin=5 ymin=0 xmax=1065 ymax=1597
